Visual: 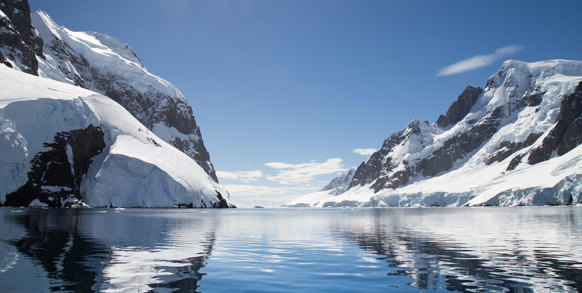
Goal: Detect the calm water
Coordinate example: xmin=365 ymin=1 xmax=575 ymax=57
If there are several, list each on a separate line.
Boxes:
xmin=0 ymin=207 xmax=581 ymax=292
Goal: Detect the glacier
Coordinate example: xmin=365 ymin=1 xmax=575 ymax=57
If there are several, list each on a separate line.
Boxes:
xmin=0 ymin=65 xmax=233 ymax=207
xmin=288 ymin=60 xmax=582 ymax=207
xmin=1 ymin=0 xmax=218 ymax=182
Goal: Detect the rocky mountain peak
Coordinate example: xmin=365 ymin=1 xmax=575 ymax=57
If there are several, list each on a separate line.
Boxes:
xmin=0 ymin=0 xmax=43 ymax=74
xmin=300 ymin=59 xmax=582 ymax=207
xmin=436 ymin=85 xmax=482 ymax=128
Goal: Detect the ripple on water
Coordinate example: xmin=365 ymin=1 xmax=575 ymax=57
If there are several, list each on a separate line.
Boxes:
xmin=0 ymin=207 xmax=581 ymax=292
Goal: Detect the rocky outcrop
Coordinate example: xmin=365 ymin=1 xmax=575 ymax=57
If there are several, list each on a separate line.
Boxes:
xmin=486 ymin=132 xmax=542 ymax=165
xmin=528 ymin=81 xmax=582 ymax=164
xmin=5 ymin=125 xmax=105 ymax=207
xmin=349 ymin=119 xmax=423 ymax=190
xmin=321 ymin=169 xmax=355 ymax=195
xmin=0 ymin=0 xmax=43 ymax=74
xmin=423 ymin=106 xmax=504 ymax=177
xmin=436 ymin=85 xmax=482 ymax=128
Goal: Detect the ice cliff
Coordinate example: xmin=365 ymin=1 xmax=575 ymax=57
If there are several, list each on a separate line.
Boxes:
xmin=0 ymin=65 xmax=232 ymax=207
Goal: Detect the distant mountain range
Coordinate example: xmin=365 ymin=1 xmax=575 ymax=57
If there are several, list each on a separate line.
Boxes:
xmin=0 ymin=0 xmax=233 ymax=207
xmin=288 ymin=59 xmax=582 ymax=207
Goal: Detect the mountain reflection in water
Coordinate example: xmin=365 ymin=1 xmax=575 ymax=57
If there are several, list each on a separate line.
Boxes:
xmin=0 ymin=207 xmax=581 ymax=292
xmin=332 ymin=208 xmax=582 ymax=292
xmin=0 ymin=209 xmax=216 ymax=292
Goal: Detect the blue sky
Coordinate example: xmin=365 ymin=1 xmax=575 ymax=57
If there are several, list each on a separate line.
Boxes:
xmin=29 ymin=0 xmax=582 ymax=206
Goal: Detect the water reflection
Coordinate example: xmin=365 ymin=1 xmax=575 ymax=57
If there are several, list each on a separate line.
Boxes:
xmin=333 ymin=208 xmax=582 ymax=292
xmin=0 ymin=207 xmax=581 ymax=292
xmin=0 ymin=209 xmax=217 ymax=292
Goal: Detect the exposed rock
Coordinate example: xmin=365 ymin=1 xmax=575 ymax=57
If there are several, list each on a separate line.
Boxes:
xmin=321 ymin=169 xmax=355 ymax=195
xmin=0 ymin=0 xmax=43 ymax=74
xmin=212 ymin=191 xmax=235 ymax=208
xmin=349 ymin=153 xmax=388 ymax=189
xmin=422 ymin=106 xmax=503 ymax=177
xmin=4 ymin=125 xmax=105 ymax=207
xmin=558 ymin=118 xmax=582 ymax=155
xmin=371 ymin=167 xmax=415 ymax=192
xmin=436 ymin=86 xmax=482 ymax=128
xmin=349 ymin=120 xmax=422 ymax=189
xmin=528 ymin=81 xmax=582 ymax=164
xmin=521 ymin=91 xmax=545 ymax=107
xmin=486 ymin=132 xmax=542 ymax=165
xmin=506 ymin=154 xmax=524 ymax=172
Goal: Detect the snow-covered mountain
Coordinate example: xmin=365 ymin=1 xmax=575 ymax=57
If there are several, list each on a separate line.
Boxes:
xmin=0 ymin=0 xmax=217 ymax=182
xmin=321 ymin=169 xmax=355 ymax=195
xmin=286 ymin=169 xmax=354 ymax=207
xmin=0 ymin=0 xmax=233 ymax=207
xmin=0 ymin=64 xmax=232 ymax=207
xmin=288 ymin=59 xmax=582 ymax=207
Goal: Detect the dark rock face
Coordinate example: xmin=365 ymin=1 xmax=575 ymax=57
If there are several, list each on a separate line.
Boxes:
xmin=5 ymin=125 xmax=105 ymax=207
xmin=522 ymin=92 xmax=544 ymax=107
xmin=436 ymin=86 xmax=483 ymax=128
xmin=528 ymin=81 xmax=582 ymax=164
xmin=486 ymin=132 xmax=542 ymax=165
xmin=558 ymin=117 xmax=582 ymax=155
xmin=371 ymin=167 xmax=415 ymax=192
xmin=422 ymin=106 xmax=503 ymax=178
xmin=212 ymin=191 xmax=234 ymax=208
xmin=506 ymin=154 xmax=524 ymax=172
xmin=0 ymin=0 xmax=43 ymax=74
xmin=349 ymin=120 xmax=422 ymax=189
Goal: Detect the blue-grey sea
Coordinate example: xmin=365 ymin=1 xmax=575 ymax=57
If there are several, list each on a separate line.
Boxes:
xmin=0 ymin=207 xmax=581 ymax=292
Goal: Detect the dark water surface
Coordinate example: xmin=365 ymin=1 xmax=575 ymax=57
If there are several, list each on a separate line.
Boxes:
xmin=0 ymin=207 xmax=581 ymax=292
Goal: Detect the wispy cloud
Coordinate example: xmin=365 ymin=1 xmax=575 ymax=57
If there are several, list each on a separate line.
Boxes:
xmin=265 ymin=158 xmax=347 ymax=185
xmin=437 ymin=45 xmax=523 ymax=76
xmin=352 ymin=148 xmax=377 ymax=156
xmin=216 ymin=170 xmax=263 ymax=183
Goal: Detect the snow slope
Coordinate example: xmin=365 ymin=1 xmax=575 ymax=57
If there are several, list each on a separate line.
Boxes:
xmin=0 ymin=64 xmax=232 ymax=207
xmin=286 ymin=169 xmax=354 ymax=207
xmin=288 ymin=60 xmax=582 ymax=207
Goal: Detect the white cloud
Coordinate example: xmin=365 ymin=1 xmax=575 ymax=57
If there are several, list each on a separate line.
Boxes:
xmin=223 ymin=184 xmax=318 ymax=207
xmin=437 ymin=45 xmax=523 ymax=76
xmin=352 ymin=148 xmax=377 ymax=156
xmin=264 ymin=158 xmax=347 ymax=185
xmin=216 ymin=170 xmax=263 ymax=183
